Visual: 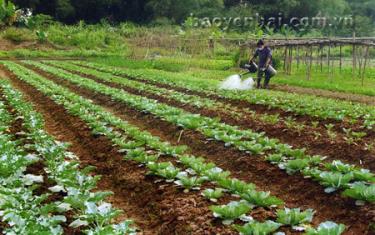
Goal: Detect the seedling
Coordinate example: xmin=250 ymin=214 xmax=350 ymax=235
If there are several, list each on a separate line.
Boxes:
xmin=276 ymin=208 xmax=314 ymax=226
xmin=240 ymin=190 xmax=284 ymax=207
xmin=234 ymin=220 xmax=281 ymax=235
xmin=202 ymin=188 xmax=224 ymax=202
xmin=306 ymin=221 xmax=345 ymax=235
xmin=210 ymin=201 xmax=252 ymax=225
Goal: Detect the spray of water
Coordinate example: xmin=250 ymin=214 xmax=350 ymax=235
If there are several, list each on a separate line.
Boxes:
xmin=219 ymin=74 xmax=254 ymax=90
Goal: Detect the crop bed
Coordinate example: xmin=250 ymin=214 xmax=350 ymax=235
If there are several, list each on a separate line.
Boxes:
xmin=0 ymin=59 xmax=373 ymax=235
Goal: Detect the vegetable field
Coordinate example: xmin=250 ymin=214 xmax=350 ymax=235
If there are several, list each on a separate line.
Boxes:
xmin=0 ymin=59 xmax=374 ymax=235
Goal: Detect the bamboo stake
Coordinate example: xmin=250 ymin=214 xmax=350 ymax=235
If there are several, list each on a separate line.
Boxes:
xmin=352 ymin=32 xmax=356 ymax=78
xmin=315 ymin=46 xmax=319 ymax=69
xmin=296 ymin=46 xmax=300 ymax=70
xmin=331 ymin=45 xmax=336 ymax=79
xmin=320 ymin=45 xmax=324 ymax=72
xmin=339 ymin=44 xmax=343 ymax=72
xmin=357 ymin=46 xmax=365 ymax=78
xmin=327 ymin=44 xmax=331 ymax=79
xmin=309 ymin=46 xmax=313 ymax=80
xmin=306 ymin=46 xmax=313 ymax=80
xmin=361 ymin=46 xmax=370 ymax=85
xmin=283 ymin=46 xmax=288 ymax=72
xmin=286 ymin=46 xmax=293 ymax=75
xmin=289 ymin=46 xmax=293 ymax=74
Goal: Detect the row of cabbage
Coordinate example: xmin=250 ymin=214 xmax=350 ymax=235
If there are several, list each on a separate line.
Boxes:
xmin=24 ymin=61 xmax=375 ymax=205
xmin=1 ymin=62 xmax=347 ymax=235
xmin=72 ymin=61 xmax=375 ymax=130
xmin=44 ymin=61 xmax=322 ymax=141
xmin=46 ymin=61 xmax=371 ymax=148
xmin=0 ymin=79 xmax=136 ymax=235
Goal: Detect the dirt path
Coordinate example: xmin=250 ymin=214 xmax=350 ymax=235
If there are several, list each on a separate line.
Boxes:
xmin=19 ymin=62 xmax=375 ymax=234
xmin=0 ymin=65 xmax=234 ymax=235
xmin=273 ymin=84 xmax=375 ymax=106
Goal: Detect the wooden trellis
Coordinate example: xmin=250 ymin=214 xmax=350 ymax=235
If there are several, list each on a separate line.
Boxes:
xmin=239 ymin=37 xmax=375 ymax=81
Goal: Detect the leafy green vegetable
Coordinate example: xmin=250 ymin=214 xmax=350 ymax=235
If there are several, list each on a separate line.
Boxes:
xmin=305 ymin=221 xmax=345 ymax=235
xmin=175 ymin=175 xmax=207 ymax=192
xmin=342 ymin=182 xmax=375 ymax=205
xmin=217 ymin=178 xmax=255 ymax=195
xmin=210 ymin=201 xmax=252 ymax=225
xmin=234 ymin=220 xmax=281 ymax=235
xmin=202 ymin=188 xmax=224 ymax=202
xmin=240 ymin=190 xmax=284 ymax=207
xmin=318 ymin=172 xmax=354 ymax=193
xmin=276 ymin=208 xmax=314 ymax=226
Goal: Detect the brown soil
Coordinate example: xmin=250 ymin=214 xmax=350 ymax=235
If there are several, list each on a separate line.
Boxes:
xmin=0 ymin=39 xmax=18 ymax=51
xmin=273 ymin=84 xmax=375 ymax=106
xmin=51 ymin=65 xmax=375 ymax=171
xmin=18 ymin=62 xmax=375 ymax=234
xmin=0 ymin=38 xmax=56 ymax=52
xmin=0 ymin=65 xmax=235 ymax=234
xmin=0 ymin=69 xmax=9 ymax=79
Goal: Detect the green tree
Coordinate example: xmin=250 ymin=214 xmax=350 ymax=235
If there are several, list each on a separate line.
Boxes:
xmin=0 ymin=0 xmax=17 ymax=26
xmin=56 ymin=0 xmax=74 ymax=21
xmin=146 ymin=0 xmax=224 ymax=23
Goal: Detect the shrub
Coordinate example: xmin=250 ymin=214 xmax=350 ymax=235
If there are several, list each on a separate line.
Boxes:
xmin=2 ymin=27 xmax=33 ymax=43
xmin=26 ymin=14 xmax=55 ymax=29
xmin=0 ymin=0 xmax=16 ymax=26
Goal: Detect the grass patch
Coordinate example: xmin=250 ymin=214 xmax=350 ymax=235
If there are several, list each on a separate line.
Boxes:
xmin=1 ymin=28 xmax=35 ymax=44
xmin=90 ymin=56 xmax=234 ymax=72
xmin=274 ymin=66 xmax=375 ymax=96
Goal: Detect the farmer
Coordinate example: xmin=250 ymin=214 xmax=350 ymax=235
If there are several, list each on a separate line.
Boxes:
xmin=249 ymin=39 xmax=273 ymax=89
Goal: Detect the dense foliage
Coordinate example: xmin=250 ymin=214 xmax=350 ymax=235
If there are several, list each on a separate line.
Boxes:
xmin=9 ymin=0 xmax=375 ymax=36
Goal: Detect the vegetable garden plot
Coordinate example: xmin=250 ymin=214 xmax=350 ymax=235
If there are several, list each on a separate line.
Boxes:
xmin=0 ymin=62 xmax=354 ymax=235
xmin=44 ymin=60 xmax=375 ymax=171
xmin=22 ymin=61 xmax=375 ymax=205
xmin=0 ymin=71 xmax=238 ymax=235
xmin=0 ymin=79 xmax=136 ymax=235
xmin=0 ymin=59 xmax=373 ymax=234
xmin=72 ymin=60 xmax=375 ymax=133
